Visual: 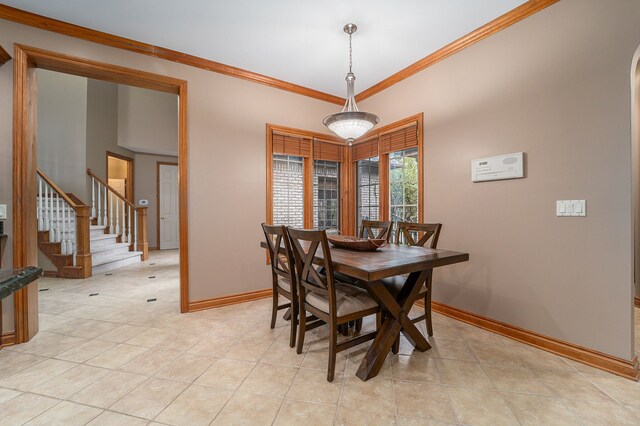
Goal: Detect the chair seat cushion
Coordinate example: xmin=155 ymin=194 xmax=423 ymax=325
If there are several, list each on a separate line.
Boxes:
xmin=382 ymin=275 xmax=427 ymax=297
xmin=277 ymin=277 xmax=291 ymax=293
xmin=305 ymin=283 xmax=378 ymax=317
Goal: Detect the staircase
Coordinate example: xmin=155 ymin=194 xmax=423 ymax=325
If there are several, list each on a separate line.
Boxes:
xmin=90 ymin=225 xmax=143 ymax=274
xmin=36 ymin=168 xmax=148 ymax=278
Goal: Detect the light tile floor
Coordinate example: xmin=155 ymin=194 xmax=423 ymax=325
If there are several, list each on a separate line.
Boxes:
xmin=2 ymin=250 xmax=640 ymax=425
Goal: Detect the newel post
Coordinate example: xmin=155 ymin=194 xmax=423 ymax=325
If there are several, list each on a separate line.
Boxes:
xmin=136 ymin=207 xmax=149 ymax=260
xmin=75 ymin=205 xmax=92 ymax=278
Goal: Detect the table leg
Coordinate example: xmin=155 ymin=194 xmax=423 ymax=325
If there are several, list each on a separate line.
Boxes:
xmin=356 ymin=270 xmax=432 ymax=381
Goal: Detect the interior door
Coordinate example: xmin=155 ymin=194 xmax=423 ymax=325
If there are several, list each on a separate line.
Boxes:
xmin=159 ymin=163 xmax=179 ymax=249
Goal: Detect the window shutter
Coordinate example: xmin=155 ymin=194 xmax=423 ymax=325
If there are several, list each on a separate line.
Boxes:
xmin=352 ymin=136 xmax=379 ymax=161
xmin=313 ymin=140 xmax=344 ymax=162
xmin=379 ymin=123 xmax=418 ymax=154
xmin=272 ymin=132 xmax=311 ymax=157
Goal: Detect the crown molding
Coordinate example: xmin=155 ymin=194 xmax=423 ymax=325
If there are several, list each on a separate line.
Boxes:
xmin=354 ymin=0 xmax=560 ymax=102
xmin=0 ymin=1 xmax=557 ymax=105
xmin=0 ymin=4 xmax=345 ymax=105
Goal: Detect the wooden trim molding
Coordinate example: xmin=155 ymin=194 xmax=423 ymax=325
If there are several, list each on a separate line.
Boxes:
xmin=0 ymin=44 xmax=11 ymax=66
xmin=189 ymin=288 xmax=273 ymax=312
xmin=13 ymin=45 xmax=191 ymax=349
xmin=0 ymin=4 xmax=344 ymax=105
xmin=0 ymin=2 xmax=556 ymax=105
xmin=429 ymin=300 xmax=640 ymax=381
xmin=635 ymin=297 xmax=640 ymax=308
xmin=1 ymin=331 xmax=16 ymax=348
xmin=355 ymin=0 xmax=560 ymax=102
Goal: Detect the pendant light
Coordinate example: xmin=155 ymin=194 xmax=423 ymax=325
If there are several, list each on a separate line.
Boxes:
xmin=323 ymin=23 xmax=379 ymax=145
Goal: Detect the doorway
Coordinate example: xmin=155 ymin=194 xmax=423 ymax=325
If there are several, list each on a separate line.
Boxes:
xmin=107 ymin=152 xmax=134 ymax=203
xmin=158 ymin=162 xmax=179 ymax=249
xmin=12 ymin=45 xmax=189 ymax=344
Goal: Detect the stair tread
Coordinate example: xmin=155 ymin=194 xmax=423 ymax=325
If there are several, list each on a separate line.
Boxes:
xmin=92 ymin=251 xmax=142 ymax=267
xmin=90 ymin=225 xmax=107 ymax=230
xmin=90 ymin=234 xmax=119 ymax=241
xmin=91 ymin=242 xmax=131 ymax=253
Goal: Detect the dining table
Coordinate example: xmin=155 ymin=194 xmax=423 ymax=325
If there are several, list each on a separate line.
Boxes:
xmin=261 ymin=238 xmax=469 ymax=381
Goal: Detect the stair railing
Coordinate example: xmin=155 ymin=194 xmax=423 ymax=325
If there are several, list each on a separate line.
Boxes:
xmin=87 ymin=168 xmax=148 ymax=260
xmin=36 ymin=168 xmax=92 ymax=276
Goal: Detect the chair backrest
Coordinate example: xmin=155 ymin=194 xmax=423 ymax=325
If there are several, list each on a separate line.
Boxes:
xmin=287 ymin=228 xmax=338 ymax=317
xmin=395 ymin=222 xmax=442 ymax=248
xmin=359 ymin=220 xmax=393 ymax=242
xmin=261 ymin=223 xmax=296 ymax=292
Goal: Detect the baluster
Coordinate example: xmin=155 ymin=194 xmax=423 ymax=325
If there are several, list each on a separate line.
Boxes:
xmin=67 ymin=207 xmax=74 ymax=255
xmin=134 ymin=209 xmax=138 ymax=252
xmin=72 ymin=210 xmax=77 ymax=266
xmin=115 ymin=195 xmax=120 ymax=236
xmin=60 ymin=202 xmax=67 ymax=255
xmin=37 ymin=177 xmax=43 ymax=231
xmin=91 ymin=176 xmax=96 ymax=219
xmin=127 ymin=204 xmax=132 ymax=244
xmin=49 ymin=189 xmax=55 ymax=242
xmin=97 ymin=181 xmax=102 ymax=225
xmin=103 ymin=183 xmax=108 ymax=227
xmin=109 ymin=191 xmax=114 ymax=231
xmin=55 ymin=193 xmax=61 ymax=242
xmin=43 ymin=184 xmax=49 ymax=232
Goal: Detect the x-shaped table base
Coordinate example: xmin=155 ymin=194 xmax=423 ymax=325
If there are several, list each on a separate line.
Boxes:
xmin=356 ymin=269 xmax=432 ymax=381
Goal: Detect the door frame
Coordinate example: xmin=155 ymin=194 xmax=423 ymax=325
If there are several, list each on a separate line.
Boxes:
xmin=157 ymin=161 xmax=179 ymax=250
xmin=13 ymin=44 xmax=190 ymax=343
xmin=106 ymin=151 xmax=135 ymax=203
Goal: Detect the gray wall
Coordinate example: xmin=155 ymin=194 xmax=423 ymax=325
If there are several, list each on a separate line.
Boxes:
xmin=86 ymin=79 xmax=134 ymax=202
xmin=360 ymin=0 xmax=640 ymax=360
xmin=118 ymin=85 xmax=179 ymax=156
xmin=133 ymin=153 xmax=179 ymax=249
xmin=37 ymin=69 xmax=87 ymax=198
xmin=0 ymin=17 xmax=337 ymax=333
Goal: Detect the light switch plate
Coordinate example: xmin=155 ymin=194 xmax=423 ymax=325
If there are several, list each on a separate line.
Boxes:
xmin=556 ymin=200 xmax=586 ymax=217
xmin=0 ymin=204 xmax=6 ymax=220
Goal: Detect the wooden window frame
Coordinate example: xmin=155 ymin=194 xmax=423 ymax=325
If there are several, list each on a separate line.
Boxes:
xmin=346 ymin=113 xmax=424 ymax=236
xmin=266 ymin=124 xmax=347 ymax=231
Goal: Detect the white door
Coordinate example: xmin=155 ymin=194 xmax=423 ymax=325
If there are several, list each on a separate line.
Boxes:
xmin=159 ymin=164 xmax=179 ymax=249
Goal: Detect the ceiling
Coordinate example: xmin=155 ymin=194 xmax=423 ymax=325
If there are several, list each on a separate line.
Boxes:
xmin=3 ymin=0 xmax=527 ymax=97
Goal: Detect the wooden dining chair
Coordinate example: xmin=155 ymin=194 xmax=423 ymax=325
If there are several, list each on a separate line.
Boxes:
xmin=288 ymin=228 xmax=380 ymax=382
xmin=359 ymin=220 xmax=393 ymax=242
xmin=261 ymin=223 xmax=298 ymax=348
xmin=388 ymin=222 xmax=442 ymax=337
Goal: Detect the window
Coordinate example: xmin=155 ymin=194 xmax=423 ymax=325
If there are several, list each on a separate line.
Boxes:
xmin=272 ymin=154 xmax=304 ymax=227
xmin=267 ymin=126 xmax=346 ymax=233
xmin=389 ymin=148 xmax=419 ymax=223
xmin=356 ymin=157 xmax=379 ymax=229
xmin=313 ymin=160 xmax=340 ymax=230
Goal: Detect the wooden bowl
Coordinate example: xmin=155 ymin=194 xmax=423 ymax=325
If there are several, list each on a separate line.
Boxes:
xmin=327 ymin=235 xmax=387 ymax=251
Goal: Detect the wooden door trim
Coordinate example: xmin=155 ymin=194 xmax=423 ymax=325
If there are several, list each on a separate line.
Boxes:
xmin=13 ymin=45 xmax=190 ymax=345
xmin=157 ymin=161 xmax=179 ymax=251
xmin=106 ymin=151 xmax=135 ymax=203
xmin=0 ymin=44 xmax=11 ymax=66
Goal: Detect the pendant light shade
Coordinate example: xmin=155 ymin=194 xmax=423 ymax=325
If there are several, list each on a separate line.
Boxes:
xmin=323 ymin=24 xmax=379 ymax=144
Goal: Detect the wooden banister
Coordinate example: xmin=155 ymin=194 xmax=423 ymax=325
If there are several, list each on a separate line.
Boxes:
xmin=36 ymin=168 xmax=84 ymax=209
xmin=87 ymin=168 xmax=136 ymax=209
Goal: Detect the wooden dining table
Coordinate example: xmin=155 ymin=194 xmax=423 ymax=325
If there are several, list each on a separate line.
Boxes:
xmin=261 ymin=240 xmax=469 ymax=381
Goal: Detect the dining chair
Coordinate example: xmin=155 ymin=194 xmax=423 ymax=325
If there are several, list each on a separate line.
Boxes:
xmin=388 ymin=222 xmax=442 ymax=337
xmin=359 ymin=220 xmax=393 ymax=242
xmin=288 ymin=227 xmax=380 ymax=382
xmin=261 ymin=223 xmax=298 ymax=348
